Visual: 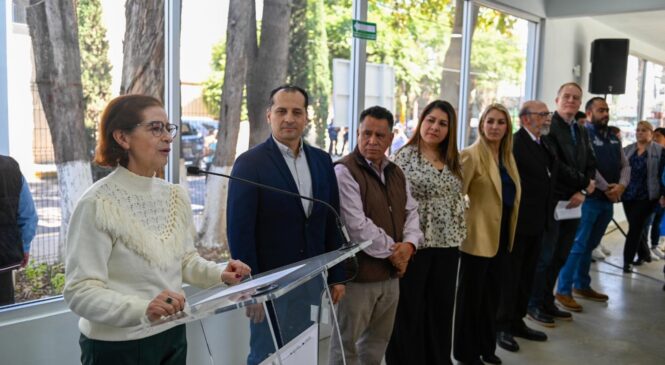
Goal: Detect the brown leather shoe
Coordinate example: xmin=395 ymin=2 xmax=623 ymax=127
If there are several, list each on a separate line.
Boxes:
xmin=555 ymin=293 xmax=583 ymax=312
xmin=573 ymin=287 xmax=609 ymax=302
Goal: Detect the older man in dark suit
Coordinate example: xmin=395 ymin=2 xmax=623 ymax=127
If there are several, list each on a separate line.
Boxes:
xmin=496 ymin=101 xmax=555 ymax=352
xmin=227 ymin=85 xmax=345 ymax=365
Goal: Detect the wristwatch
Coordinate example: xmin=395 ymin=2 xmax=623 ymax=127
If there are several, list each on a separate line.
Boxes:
xmin=580 ymin=189 xmax=588 ymax=196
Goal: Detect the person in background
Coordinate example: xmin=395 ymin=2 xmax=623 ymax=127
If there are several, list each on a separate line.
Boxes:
xmin=454 ymin=103 xmax=521 ymax=365
xmin=390 ymin=124 xmax=408 ymax=154
xmin=340 ymin=127 xmax=349 ymax=156
xmin=387 ymin=100 xmax=465 ymax=365
xmin=575 ymin=111 xmax=588 ymax=126
xmin=621 ymin=121 xmax=665 ymax=272
xmin=328 ymin=122 xmax=340 ymax=156
xmin=0 ymin=155 xmax=38 ymax=306
xmin=646 ymin=127 xmax=665 ymax=259
xmin=64 ymin=95 xmax=250 ymax=365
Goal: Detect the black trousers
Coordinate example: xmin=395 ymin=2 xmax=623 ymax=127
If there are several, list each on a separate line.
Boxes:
xmin=543 ymin=218 xmax=580 ymax=308
xmin=623 ymin=199 xmax=657 ymax=266
xmin=0 ymin=270 xmax=14 ymax=306
xmin=385 ymin=247 xmax=459 ymax=365
xmin=79 ymin=325 xmax=187 ymax=365
xmin=650 ymin=206 xmax=664 ymax=247
xmin=453 ymin=245 xmax=506 ymax=362
xmin=496 ymin=232 xmax=543 ymax=332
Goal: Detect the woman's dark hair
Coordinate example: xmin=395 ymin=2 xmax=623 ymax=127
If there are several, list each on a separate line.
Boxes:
xmin=95 ymin=94 xmax=163 ymax=167
xmin=404 ymin=100 xmax=461 ymax=179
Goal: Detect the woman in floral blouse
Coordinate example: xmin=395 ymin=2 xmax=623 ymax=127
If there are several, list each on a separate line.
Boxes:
xmin=385 ymin=100 xmax=465 ymax=365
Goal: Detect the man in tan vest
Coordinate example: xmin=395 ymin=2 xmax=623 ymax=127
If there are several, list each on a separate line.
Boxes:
xmin=328 ymin=106 xmax=422 ymax=365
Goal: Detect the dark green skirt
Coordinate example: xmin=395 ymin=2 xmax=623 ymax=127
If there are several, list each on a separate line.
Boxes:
xmin=79 ymin=324 xmax=187 ymax=365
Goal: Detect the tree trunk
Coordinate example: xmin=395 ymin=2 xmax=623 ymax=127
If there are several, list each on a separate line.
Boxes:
xmin=246 ymin=0 xmax=291 ymax=147
xmin=440 ymin=0 xmax=478 ymax=144
xmin=26 ymin=0 xmax=92 ymax=259
xmin=120 ymin=0 xmax=164 ymax=100
xmin=198 ymin=0 xmax=254 ymax=248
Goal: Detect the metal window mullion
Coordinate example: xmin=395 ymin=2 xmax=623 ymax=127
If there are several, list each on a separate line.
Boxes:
xmin=348 ymin=0 xmax=367 ymax=151
xmin=637 ymin=58 xmax=647 ymax=120
xmin=0 ymin=0 xmax=9 ymax=155
xmin=164 ymin=0 xmax=181 ymax=183
xmin=457 ymin=0 xmax=474 ymax=149
xmin=525 ymin=20 xmax=540 ymax=100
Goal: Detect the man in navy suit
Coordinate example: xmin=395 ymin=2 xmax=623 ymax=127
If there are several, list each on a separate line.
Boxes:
xmin=227 ymin=85 xmax=345 ymax=365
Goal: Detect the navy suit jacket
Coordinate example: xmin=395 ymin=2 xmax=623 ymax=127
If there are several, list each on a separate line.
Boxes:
xmin=227 ymin=137 xmax=344 ymax=283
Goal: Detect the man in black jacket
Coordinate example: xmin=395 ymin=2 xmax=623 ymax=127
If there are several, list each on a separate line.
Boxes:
xmin=497 ymin=100 xmax=554 ymax=352
xmin=527 ymin=82 xmax=597 ymax=326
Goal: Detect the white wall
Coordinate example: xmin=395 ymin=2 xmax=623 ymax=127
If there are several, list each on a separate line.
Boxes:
xmin=6 ymin=23 xmax=36 ymax=179
xmin=0 ymin=290 xmax=250 ymax=365
xmin=538 ymin=17 xmax=665 ymax=108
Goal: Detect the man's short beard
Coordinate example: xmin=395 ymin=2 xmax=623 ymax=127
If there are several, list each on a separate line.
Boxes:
xmin=540 ymin=124 xmax=551 ymax=136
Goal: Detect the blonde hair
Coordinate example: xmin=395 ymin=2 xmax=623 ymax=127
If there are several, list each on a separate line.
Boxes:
xmin=637 ymin=120 xmax=653 ymax=132
xmin=477 ymin=103 xmax=515 ymax=165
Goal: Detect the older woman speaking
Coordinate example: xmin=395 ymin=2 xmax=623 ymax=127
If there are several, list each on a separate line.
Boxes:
xmin=64 ymin=94 xmax=250 ymax=365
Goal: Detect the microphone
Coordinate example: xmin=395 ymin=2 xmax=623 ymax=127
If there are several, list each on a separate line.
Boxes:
xmin=186 ymin=165 xmax=356 ymax=249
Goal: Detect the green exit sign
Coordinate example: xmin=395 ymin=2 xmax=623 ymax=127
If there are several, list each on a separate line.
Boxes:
xmin=352 ymin=20 xmax=377 ymax=40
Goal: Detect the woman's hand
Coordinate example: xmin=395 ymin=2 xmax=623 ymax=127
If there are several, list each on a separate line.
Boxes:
xmin=146 ymin=290 xmax=186 ymax=322
xmin=221 ymin=259 xmax=251 ymax=285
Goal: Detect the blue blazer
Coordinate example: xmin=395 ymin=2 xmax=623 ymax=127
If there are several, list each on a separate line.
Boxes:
xmin=227 ymin=137 xmax=344 ymax=283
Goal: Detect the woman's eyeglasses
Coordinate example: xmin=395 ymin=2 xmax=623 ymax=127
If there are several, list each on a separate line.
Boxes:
xmin=136 ymin=121 xmax=179 ymax=138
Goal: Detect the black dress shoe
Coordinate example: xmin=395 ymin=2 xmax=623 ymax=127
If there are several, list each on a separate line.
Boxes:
xmin=633 ymin=258 xmax=645 ymax=266
xmin=496 ymin=331 xmax=519 ymax=352
xmin=527 ymin=307 xmax=555 ymax=327
xmin=481 ymin=353 xmax=502 ymax=364
xmin=543 ymin=304 xmax=572 ymax=321
xmin=513 ymin=325 xmax=548 ymax=341
xmin=623 ymin=265 xmax=633 ymax=273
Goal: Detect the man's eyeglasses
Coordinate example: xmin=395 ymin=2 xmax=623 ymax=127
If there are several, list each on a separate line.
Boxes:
xmin=136 ymin=121 xmax=179 ymax=138
xmin=526 ymin=111 xmax=553 ymax=118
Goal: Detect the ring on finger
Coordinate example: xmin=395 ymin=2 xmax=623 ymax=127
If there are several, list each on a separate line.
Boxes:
xmin=166 ymin=297 xmax=173 ymax=305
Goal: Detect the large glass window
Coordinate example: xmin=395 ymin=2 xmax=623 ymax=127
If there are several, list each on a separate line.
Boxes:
xmin=3 ymin=0 xmax=163 ymax=307
xmin=463 ymin=3 xmax=533 ymax=145
xmin=642 ymin=60 xmax=665 ymax=127
xmin=364 ymin=0 xmax=460 ymax=153
xmin=606 ymin=55 xmax=642 ymax=145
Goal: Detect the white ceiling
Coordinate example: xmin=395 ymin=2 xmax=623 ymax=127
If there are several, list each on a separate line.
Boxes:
xmin=591 ymin=10 xmax=665 ymax=51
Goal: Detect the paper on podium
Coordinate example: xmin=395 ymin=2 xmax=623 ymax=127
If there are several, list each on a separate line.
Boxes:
xmin=193 ymin=264 xmax=305 ymax=307
xmin=554 ymin=200 xmax=582 ymax=221
xmin=260 ymin=323 xmax=318 ymax=365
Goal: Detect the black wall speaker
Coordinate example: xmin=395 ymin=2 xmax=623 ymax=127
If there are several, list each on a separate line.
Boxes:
xmin=588 ymin=39 xmax=630 ymax=94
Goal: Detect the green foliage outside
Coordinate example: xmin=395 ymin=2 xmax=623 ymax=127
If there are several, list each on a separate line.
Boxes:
xmin=288 ymin=0 xmax=332 ymax=148
xmin=202 ymin=0 xmax=526 ymax=143
xmin=77 ymin=0 xmax=112 ymax=157
xmin=202 ymin=39 xmax=226 ymax=118
xmin=202 ymin=37 xmax=248 ymax=122
xmin=16 ymin=262 xmax=66 ymax=301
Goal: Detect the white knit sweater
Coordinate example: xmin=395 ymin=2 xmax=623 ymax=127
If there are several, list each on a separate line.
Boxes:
xmin=64 ymin=166 xmax=224 ymax=341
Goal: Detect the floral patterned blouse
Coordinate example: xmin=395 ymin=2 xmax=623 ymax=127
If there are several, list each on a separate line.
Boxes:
xmin=392 ymin=144 xmax=466 ymax=248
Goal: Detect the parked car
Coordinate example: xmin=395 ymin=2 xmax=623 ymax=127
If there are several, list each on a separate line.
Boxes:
xmin=180 ymin=117 xmax=218 ymax=171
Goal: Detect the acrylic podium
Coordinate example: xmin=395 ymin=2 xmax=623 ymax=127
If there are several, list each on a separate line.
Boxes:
xmin=140 ymin=241 xmax=369 ymax=365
